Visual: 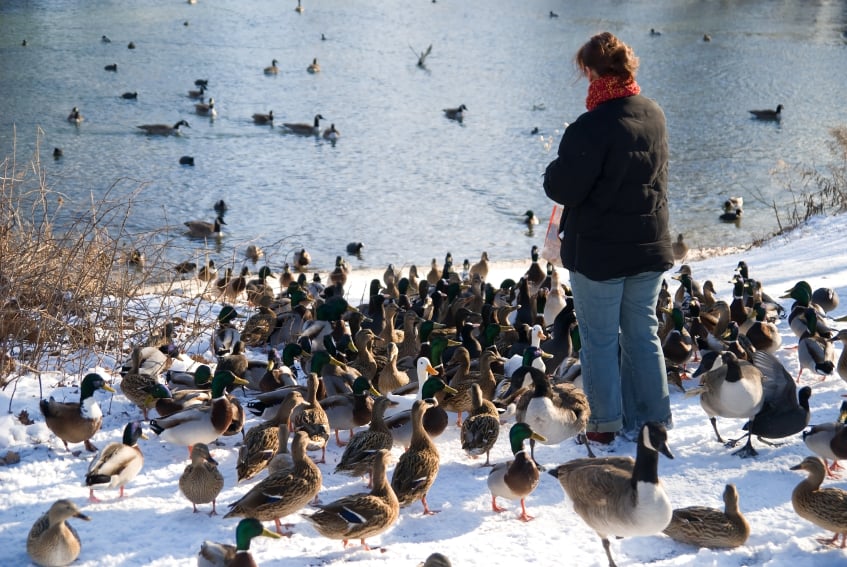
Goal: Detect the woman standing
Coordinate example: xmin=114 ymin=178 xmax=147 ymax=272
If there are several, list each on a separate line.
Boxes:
xmin=543 ymin=32 xmax=673 ymax=444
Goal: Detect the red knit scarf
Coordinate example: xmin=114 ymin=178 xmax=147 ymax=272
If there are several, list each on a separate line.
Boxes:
xmin=585 ymin=75 xmax=641 ymax=111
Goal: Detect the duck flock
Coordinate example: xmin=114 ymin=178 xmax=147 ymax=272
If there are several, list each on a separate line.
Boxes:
xmin=4 ymin=223 xmax=847 ymax=566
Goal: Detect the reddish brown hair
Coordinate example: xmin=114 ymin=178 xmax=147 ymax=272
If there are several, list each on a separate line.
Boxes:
xmin=575 ymin=32 xmax=639 ymax=80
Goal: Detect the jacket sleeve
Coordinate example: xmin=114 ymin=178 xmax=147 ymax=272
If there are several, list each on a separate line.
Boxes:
xmin=543 ymin=117 xmax=605 ymax=208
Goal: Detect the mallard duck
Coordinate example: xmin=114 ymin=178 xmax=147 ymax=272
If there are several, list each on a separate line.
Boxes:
xmin=813 ymin=286 xmax=840 ymax=314
xmin=503 ymin=325 xmax=547 ymax=378
xmin=487 ymin=422 xmax=546 ymax=521
xmin=263 ymin=59 xmax=279 ymax=75
xmin=321 ymin=375 xmax=380 ymax=447
xmin=797 ymin=307 xmax=836 ymax=382
xmin=84 ymin=421 xmax=146 ymax=502
xmin=195 ymin=97 xmax=217 ymax=117
xmin=671 ymin=233 xmax=688 ymax=262
xmin=307 ymin=57 xmax=321 ymax=73
xmin=217 ymin=340 xmax=249 ymax=384
xmin=291 ymin=372 xmax=331 ymax=463
xmin=508 ymin=357 xmax=591 ymax=462
xmin=198 ymin=259 xmax=217 ymax=282
xmin=26 ymin=499 xmax=90 ymax=567
xmin=282 ymin=114 xmax=324 ymax=135
xmin=385 ymin=366 xmax=456 ymax=449
xmin=461 ymin=383 xmax=501 ymax=466
xmin=149 ymin=371 xmax=248 ymax=451
xmin=375 ymin=342 xmax=409 ymax=395
xmin=67 ymin=106 xmax=83 ymax=124
xmin=241 ymin=305 xmax=275 ymax=348
xmin=137 ymin=119 xmax=190 ymax=135
xmin=548 ymin=422 xmax=674 ymax=567
xmin=743 ymin=302 xmax=782 ymax=353
xmin=803 ymin=401 xmax=847 ymax=478
xmin=252 ymin=110 xmax=273 ymax=125
xmin=267 ymin=422 xmax=294 ymax=475
xmin=184 ymin=215 xmax=225 ymax=239
xmin=119 ymin=346 xmax=162 ymax=420
xmin=40 ymin=373 xmax=115 ymax=453
xmin=439 ymin=346 xmax=495 ymax=426
xmin=197 ymin=517 xmax=280 ymax=567
xmin=334 ymin=396 xmax=397 ymax=484
xmin=685 ymin=350 xmax=764 ymax=448
xmin=304 ymin=448 xmax=399 ymax=550
xmin=166 ymin=363 xmax=213 ymax=394
xmin=834 ymin=330 xmax=847 ymax=383
xmin=147 ymin=384 xmax=211 ymax=420
xmin=661 ymin=306 xmax=695 ymax=373
xmin=224 ymin=430 xmax=323 ymax=534
xmin=662 ymin=483 xmax=750 ymax=549
xmin=322 ymin=123 xmax=340 ymax=141
xmin=390 ymin=398 xmax=441 ymax=515
xmin=790 ymin=456 xmax=847 ymax=548
xmin=236 ymin=413 xmax=283 ymax=483
xmin=178 ymin=442 xmax=224 ymax=516
xmin=749 ymin=104 xmax=783 ymax=119
xmin=418 ymin=553 xmax=451 ymax=567
xmin=443 ymin=104 xmax=467 ymax=122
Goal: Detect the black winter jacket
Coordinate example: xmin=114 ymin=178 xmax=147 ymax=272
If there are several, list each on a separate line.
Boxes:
xmin=543 ymin=94 xmax=673 ymax=281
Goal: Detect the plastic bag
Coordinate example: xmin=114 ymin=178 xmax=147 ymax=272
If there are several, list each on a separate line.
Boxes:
xmin=540 ymin=205 xmax=563 ymax=266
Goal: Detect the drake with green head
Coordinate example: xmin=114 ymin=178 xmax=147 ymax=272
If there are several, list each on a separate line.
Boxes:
xmin=149 ymin=371 xmax=248 ymax=452
xmin=487 ymin=422 xmax=546 ymax=521
xmin=197 ymin=517 xmax=280 ymax=567
xmin=40 ymin=373 xmax=115 ymax=453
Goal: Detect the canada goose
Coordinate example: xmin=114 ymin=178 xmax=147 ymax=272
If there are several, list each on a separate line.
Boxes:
xmin=549 ymin=422 xmax=674 ymax=567
xmin=307 ymin=57 xmax=320 ymax=73
xmin=282 ymin=114 xmax=325 ymax=135
xmin=137 ymin=120 xmax=190 ymax=136
xmin=686 ymin=350 xmax=764 ymax=451
xmin=67 ymin=107 xmax=83 ymax=123
xmin=264 ymin=59 xmax=279 ymax=75
xmin=346 ymin=242 xmax=364 ymax=256
xmin=121 ymin=91 xmax=138 ymax=100
xmin=443 ymin=104 xmax=467 ymax=122
xmin=322 ymin=123 xmax=340 ymax=141
xmin=188 ymin=85 xmax=205 ymax=99
xmin=252 ymin=110 xmax=273 ymax=124
xmin=195 ymin=97 xmax=217 ymax=118
xmin=104 ymin=63 xmax=118 ymax=71
xmin=184 ymin=215 xmax=225 ymax=239
xmin=749 ymin=104 xmax=783 ymax=120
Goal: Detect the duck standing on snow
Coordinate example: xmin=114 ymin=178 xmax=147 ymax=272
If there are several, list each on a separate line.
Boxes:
xmin=391 ymin=398 xmax=442 ymax=515
xmin=803 ymin=400 xmax=847 ymax=477
xmin=461 ymin=383 xmax=501 ymax=466
xmin=548 ymin=422 xmax=674 ymax=567
xmin=662 ymin=483 xmax=750 ymax=549
xmin=304 ymin=448 xmax=400 ymax=550
xmin=224 ymin=431 xmax=322 ymax=535
xmin=334 ymin=396 xmax=397 ymax=486
xmin=40 ymin=372 xmax=115 ymax=453
xmin=487 ymin=422 xmax=546 ymax=521
xmin=790 ymin=456 xmax=847 ymax=548
xmin=84 ymin=421 xmax=146 ymax=502
xmin=26 ymin=499 xmax=90 ymax=567
xmin=179 ymin=442 xmax=224 ymax=516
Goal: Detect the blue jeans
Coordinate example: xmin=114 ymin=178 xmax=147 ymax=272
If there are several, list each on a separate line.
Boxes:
xmin=569 ymin=270 xmax=671 ymax=434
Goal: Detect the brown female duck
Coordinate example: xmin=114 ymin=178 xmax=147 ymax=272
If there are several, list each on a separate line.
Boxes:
xmin=26 ymin=499 xmax=90 ymax=567
xmin=304 ymin=448 xmax=399 ymax=550
xmin=790 ymin=456 xmax=847 ymax=547
xmin=224 ymin=430 xmax=323 ymax=535
xmin=180 ymin=442 xmax=224 ymax=516
xmin=334 ymin=396 xmax=397 ymax=485
xmin=461 ymin=383 xmax=501 ymax=466
xmin=662 ymin=483 xmax=750 ymax=548
xmin=390 ymin=398 xmax=441 ymax=515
